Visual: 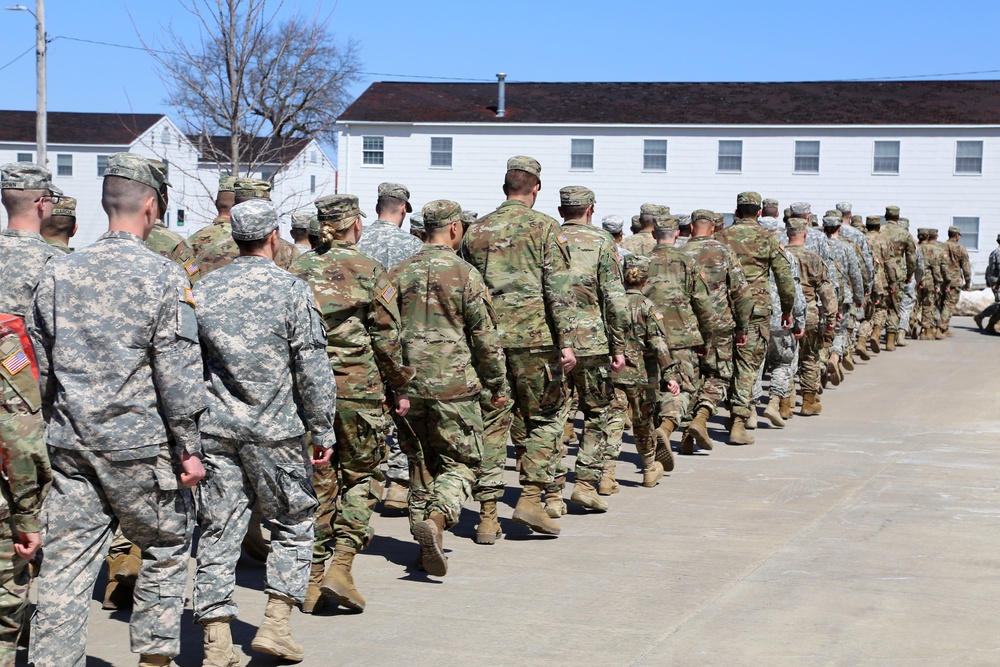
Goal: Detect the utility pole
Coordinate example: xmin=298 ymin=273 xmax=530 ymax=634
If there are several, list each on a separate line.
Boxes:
xmin=5 ymin=1 xmax=46 ymax=166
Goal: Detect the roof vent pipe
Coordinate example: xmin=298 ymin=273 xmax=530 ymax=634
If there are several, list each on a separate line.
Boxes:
xmin=496 ymin=73 xmax=506 ymax=118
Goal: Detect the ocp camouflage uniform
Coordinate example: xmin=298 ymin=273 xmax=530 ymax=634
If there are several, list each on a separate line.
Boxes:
xmin=621 ymin=229 xmax=655 ymax=257
xmin=0 ymin=229 xmax=58 ymax=318
xmin=940 ymin=235 xmax=972 ymax=332
xmin=918 ymin=236 xmax=947 ymax=333
xmin=785 ymin=243 xmax=837 ymax=394
xmin=880 ymin=219 xmax=917 ymax=336
xmin=43 ymin=238 xmax=71 ymax=255
xmin=146 ymin=221 xmax=201 ymax=283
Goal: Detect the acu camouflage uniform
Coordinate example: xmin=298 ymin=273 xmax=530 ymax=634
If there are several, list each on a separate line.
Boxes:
xmin=146 ymin=221 xmax=201 ymax=282
xmin=0 ymin=229 xmax=59 ymax=319
xmin=825 ymin=233 xmax=864 ymax=356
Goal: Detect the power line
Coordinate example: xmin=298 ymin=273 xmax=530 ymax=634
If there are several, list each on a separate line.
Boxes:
xmin=0 ymin=45 xmax=34 ymax=73
xmin=48 ymin=35 xmax=181 ymax=56
xmin=358 ymin=71 xmax=494 ymax=82
xmin=839 ymin=68 xmax=1000 ymax=82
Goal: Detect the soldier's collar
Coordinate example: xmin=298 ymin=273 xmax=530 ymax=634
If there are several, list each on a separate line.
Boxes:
xmin=99 ymin=230 xmax=144 ymax=243
xmin=1 ymin=228 xmax=44 ymax=240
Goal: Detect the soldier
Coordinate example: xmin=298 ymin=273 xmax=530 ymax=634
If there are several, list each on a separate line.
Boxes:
xmin=409 ymin=212 xmax=426 ymax=241
xmin=144 ymin=159 xmax=200 ymax=282
xmin=940 ymin=225 xmax=973 ymax=335
xmin=680 ymin=209 xmax=753 ymax=445
xmin=461 ymin=156 xmax=579 ymax=536
xmin=554 ymin=186 xmax=628 ymax=508
xmin=675 ymin=215 xmax=692 ymax=248
xmin=712 ymin=212 xmax=726 ymax=235
xmin=835 ymin=202 xmax=874 ymax=362
xmin=858 ymin=215 xmax=897 ymax=354
xmin=974 ymin=233 xmax=1000 ymax=331
xmin=290 ymin=210 xmax=313 ymax=255
xmin=630 ymin=215 xmax=641 ymax=234
xmin=621 ymin=204 xmax=666 ymax=257
xmin=41 ymin=195 xmax=77 ymax=254
xmin=0 ymin=163 xmax=60 ymax=318
xmin=355 ymin=182 xmax=424 ymax=511
xmin=28 ymin=153 xmax=206 ymax=667
xmin=714 ymin=193 xmax=796 ymax=443
xmin=289 ymin=194 xmax=413 ymax=612
xmin=893 ymin=217 xmax=916 ymax=344
xmin=916 ymin=228 xmax=947 ymax=339
xmin=880 ymin=206 xmax=917 ymax=350
xmin=461 ymin=210 xmax=478 ymax=232
xmin=0 ymin=319 xmax=52 ymax=665
xmin=783 ymin=218 xmax=837 ymax=416
xmin=391 ymin=200 xmax=509 ymax=576
xmin=187 ymin=175 xmax=236 ymax=257
xmin=192 ymin=199 xmax=336 ymax=664
xmin=602 ymin=214 xmax=632 ymax=267
xmin=821 ymin=213 xmax=864 ymax=385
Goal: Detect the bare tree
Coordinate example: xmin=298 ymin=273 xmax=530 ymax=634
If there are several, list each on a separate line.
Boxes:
xmin=139 ymin=0 xmax=361 ymax=178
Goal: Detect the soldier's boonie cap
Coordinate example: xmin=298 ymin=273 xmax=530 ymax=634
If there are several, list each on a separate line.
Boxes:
xmin=602 ymin=215 xmax=624 ymax=234
xmin=234 ymin=178 xmax=271 ymax=200
xmin=790 ymin=201 xmax=811 ymax=216
xmin=865 ymin=215 xmax=882 ymax=226
xmin=0 ymin=161 xmax=54 ymax=191
xmin=885 ymin=205 xmax=900 ymax=216
xmin=507 ymin=155 xmax=541 ymax=179
xmin=52 ymin=196 xmax=77 ymax=218
xmin=231 ymin=199 xmax=279 ymax=241
xmin=316 ymin=194 xmax=366 ymax=231
xmin=691 ymin=209 xmax=715 ymax=224
xmin=653 ymin=215 xmax=680 ymax=232
xmin=291 ymin=211 xmax=313 ymax=229
xmin=423 ymin=199 xmax=463 ymax=229
xmin=822 ymin=215 xmax=841 ymax=229
xmin=762 ymin=198 xmax=779 ymax=208
xmin=836 ymin=201 xmax=852 ymax=213
xmin=948 ymin=225 xmax=961 ymax=235
xmin=737 ymin=191 xmax=761 ymax=206
xmin=102 ymin=153 xmax=168 ymax=192
xmin=218 ymin=175 xmax=237 ymax=192
xmin=409 ymin=213 xmax=425 ymax=232
xmin=559 ymin=185 xmax=595 ymax=207
xmin=378 ymin=182 xmax=413 ymax=212
xmin=786 ymin=217 xmax=809 ymax=231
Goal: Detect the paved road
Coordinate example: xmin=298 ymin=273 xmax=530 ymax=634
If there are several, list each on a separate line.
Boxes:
xmin=23 ymin=318 xmax=1000 ymax=666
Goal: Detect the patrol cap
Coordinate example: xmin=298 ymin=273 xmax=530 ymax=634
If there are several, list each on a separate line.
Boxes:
xmin=601 ymin=215 xmax=624 ymax=234
xmin=786 ymin=217 xmax=809 ymax=231
xmin=916 ymin=227 xmax=929 ymax=236
xmin=653 ymin=215 xmax=680 ymax=232
xmin=0 ymin=162 xmax=55 ymax=191
xmin=218 ymin=175 xmax=237 ymax=192
xmin=291 ymin=211 xmax=313 ymax=229
xmin=147 ymin=158 xmax=172 ymax=188
xmin=824 ymin=209 xmax=840 ymax=218
xmin=622 ymin=253 xmax=650 ymax=277
xmin=506 ymin=155 xmax=541 ymax=179
xmin=885 ymin=205 xmax=900 ymax=216
xmin=678 ymin=215 xmax=691 ymax=228
xmin=230 ymin=199 xmax=279 ymax=241
xmin=737 ymin=191 xmax=762 ymax=206
xmin=783 ymin=207 xmax=792 ymax=219
xmin=713 ymin=213 xmax=725 ymax=227
xmin=308 ymin=215 xmax=320 ymax=236
xmin=851 ymin=215 xmax=863 ymax=224
xmin=631 ymin=215 xmax=641 ymax=232
xmin=316 ymin=194 xmax=367 ymax=231
xmin=461 ymin=210 xmax=478 ymax=225
xmin=810 ymin=214 xmax=819 ymax=227
xmin=758 ymin=216 xmax=783 ymax=232
xmin=948 ymin=225 xmax=961 ymax=235
xmin=102 ymin=153 xmax=169 ymax=192
xmin=378 ymin=182 xmax=413 ymax=212
xmin=52 ymin=196 xmax=77 ymax=218
xmin=762 ymin=198 xmax=779 ymax=209
xmin=409 ymin=213 xmax=425 ymax=232
xmin=822 ymin=214 xmax=841 ymax=229
xmin=836 ymin=201 xmax=852 ymax=214
xmin=790 ymin=201 xmax=811 ymax=216
xmin=640 ymin=203 xmax=669 ymax=217
xmin=897 ymin=217 xmax=910 ymax=230
xmin=234 ymin=178 xmax=271 ymax=200
xmin=422 ymin=199 xmax=463 ymax=229
xmin=691 ymin=209 xmax=715 ymax=224
xmin=865 ymin=215 xmax=882 ymax=227
xmin=559 ymin=185 xmax=595 ymax=207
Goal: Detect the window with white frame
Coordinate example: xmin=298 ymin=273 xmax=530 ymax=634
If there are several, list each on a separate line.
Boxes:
xmin=794 ymin=141 xmax=820 ymax=173
xmin=955 ymin=141 xmax=983 ymax=174
xmin=97 ymin=155 xmax=109 ymax=176
xmin=362 ymin=136 xmax=384 ymax=166
xmin=57 ymin=154 xmax=73 ymax=177
xmin=873 ymin=141 xmax=900 ymax=174
xmin=16 ymin=152 xmax=32 ymax=163
xmin=643 ymin=140 xmax=667 ymax=171
xmin=310 ymin=175 xmax=316 ymax=194
xmin=718 ymin=140 xmax=742 ymax=172
xmin=570 ymin=139 xmax=594 ymax=170
xmin=430 ymin=137 xmax=453 ymax=168
xmin=953 ymin=216 xmax=980 ymax=250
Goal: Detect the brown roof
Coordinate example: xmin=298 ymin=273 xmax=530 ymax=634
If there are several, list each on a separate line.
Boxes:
xmin=188 ymin=135 xmax=311 ymax=165
xmin=0 ymin=111 xmax=165 ymax=144
xmin=338 ymin=80 xmax=1000 ymax=126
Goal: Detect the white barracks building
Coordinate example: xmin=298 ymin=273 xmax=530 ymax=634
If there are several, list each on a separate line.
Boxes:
xmin=336 ymin=79 xmax=1000 ymax=282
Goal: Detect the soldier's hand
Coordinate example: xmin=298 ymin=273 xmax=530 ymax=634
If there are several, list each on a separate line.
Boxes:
xmin=560 ymin=348 xmax=577 ymax=373
xmin=395 ymin=393 xmax=411 ymax=417
xmin=666 ymin=380 xmax=680 ymax=396
xmin=781 ymin=312 xmax=793 ymax=330
xmin=837 ymin=311 xmax=844 ymax=322
xmin=491 ymin=395 xmax=508 ymax=409
xmin=312 ymin=445 xmax=334 ymax=466
xmin=14 ymin=532 xmax=41 ymax=560
xmin=180 ymin=453 xmax=206 ymax=488
xmin=735 ymin=333 xmax=748 ymax=347
xmin=965 ymin=284 xmax=971 ymax=291
xmin=793 ymin=326 xmax=804 ymax=340
xmin=610 ymin=354 xmax=625 ymax=373
xmin=825 ymin=321 xmax=836 ymax=333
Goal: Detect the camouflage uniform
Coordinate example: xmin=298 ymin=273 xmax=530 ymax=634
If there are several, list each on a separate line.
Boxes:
xmin=860 ymin=222 xmax=898 ymax=343
xmin=825 ymin=232 xmax=864 ymax=356
xmin=43 ymin=238 xmax=71 ymax=255
xmin=940 ymin=233 xmax=972 ymax=332
xmin=918 ymin=234 xmax=947 ymax=333
xmin=193 ymin=236 xmax=335 ymax=623
xmin=145 ymin=221 xmax=201 ymax=282
xmin=29 ymin=184 xmax=206 ymax=665
xmin=785 ymin=240 xmax=837 ymax=394
xmin=620 ymin=229 xmax=655 ymax=257
xmin=0 ymin=229 xmax=58 ymax=319
xmin=188 ymin=217 xmax=296 ymax=275
xmin=880 ymin=215 xmax=917 ymax=336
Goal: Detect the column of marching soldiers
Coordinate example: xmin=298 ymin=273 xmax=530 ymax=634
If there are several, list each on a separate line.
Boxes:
xmin=0 ymin=152 xmax=973 ymax=666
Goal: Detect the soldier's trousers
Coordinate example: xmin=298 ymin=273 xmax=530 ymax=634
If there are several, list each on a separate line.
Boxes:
xmin=918 ymin=286 xmax=940 ymax=331
xmin=606 ymin=387 xmax=629 ymax=460
xmin=940 ymin=286 xmax=961 ymax=331
xmin=385 ymin=429 xmax=409 ymax=485
xmin=797 ymin=328 xmax=824 ymax=394
xmin=194 ymin=435 xmax=316 ymax=623
xmin=729 ymin=318 xmax=770 ymax=419
xmin=392 ymin=414 xmax=432 ymax=536
xmin=473 ymin=393 xmax=514 ymax=503
xmin=831 ymin=304 xmax=855 ymax=355
xmin=0 ymin=488 xmax=29 ymax=667
xmin=619 ymin=384 xmax=656 ymax=459
xmin=754 ymin=329 xmax=798 ymax=400
xmin=887 ymin=282 xmax=903 ymax=333
xmin=566 ymin=355 xmax=616 ymax=483
xmin=312 ymin=399 xmax=385 ymax=561
xmin=402 ymin=396 xmax=483 ymax=529
xmin=859 ymin=293 xmax=888 ymax=342
xmin=505 ymin=347 xmax=567 ymax=486
xmin=660 ymin=346 xmax=700 ymax=426
xmin=30 ymin=445 xmax=194 ymax=666
xmin=898 ymin=280 xmax=916 ymax=333
xmin=695 ymin=332 xmax=733 ymax=416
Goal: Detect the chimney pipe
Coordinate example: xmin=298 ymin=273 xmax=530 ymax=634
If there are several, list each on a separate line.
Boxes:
xmin=496 ymin=73 xmax=506 ymax=118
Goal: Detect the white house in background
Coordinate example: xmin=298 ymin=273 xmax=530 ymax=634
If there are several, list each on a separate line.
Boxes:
xmin=0 ymin=110 xmax=336 ymax=249
xmin=336 ymin=79 xmax=1000 ymax=282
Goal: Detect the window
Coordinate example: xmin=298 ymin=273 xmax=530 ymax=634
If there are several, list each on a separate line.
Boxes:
xmin=873 ymin=141 xmax=900 ymax=174
xmin=570 ymin=139 xmax=594 ymax=170
xmin=310 ymin=175 xmax=316 ymax=194
xmin=96 ymin=155 xmax=109 ymax=176
xmin=260 ymin=168 xmax=275 ymax=182
xmin=643 ymin=140 xmax=667 ymax=171
xmin=310 ymin=150 xmax=319 ymax=164
xmin=160 ymin=159 xmax=169 ymax=180
xmin=177 ymin=209 xmax=185 ymax=228
xmin=956 ymin=141 xmax=983 ymax=174
xmin=794 ymin=141 xmax=820 ymax=173
xmin=57 ymin=154 xmax=73 ymax=177
xmin=953 ymin=216 xmax=980 ymax=250
xmin=163 ymin=211 xmax=170 ymax=227
xmin=430 ymin=137 xmax=453 ymax=168
xmin=16 ymin=152 xmax=32 ymax=163
xmin=718 ymin=140 xmax=742 ymax=172
xmin=362 ymin=136 xmax=384 ymax=166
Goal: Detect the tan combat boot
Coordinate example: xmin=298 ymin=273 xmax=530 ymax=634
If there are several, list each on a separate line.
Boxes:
xmin=301 ymin=561 xmax=326 ymax=614
xmin=382 ymin=480 xmax=409 ymax=512
xmin=800 ymin=392 xmax=822 ymax=416
xmin=895 ymin=328 xmax=908 ymax=346
xmin=746 ymin=410 xmax=758 ymax=430
xmin=104 ymin=544 xmax=141 ymax=610
xmin=944 ymin=327 xmax=954 ymax=337
xmin=919 ymin=327 xmax=932 ymax=340
xmin=544 ymin=475 xmax=567 ymax=518
xmin=885 ymin=331 xmax=896 ymax=351
xmin=513 ymin=445 xmax=526 ymax=472
xmin=729 ymin=416 xmax=755 ymax=445
xmin=512 ymin=483 xmax=561 ymax=535
xmin=762 ymin=396 xmax=785 ymax=428
xmin=138 ymin=655 xmax=172 ymax=667
xmin=598 ymin=460 xmax=620 ymax=496
xmin=855 ymin=338 xmax=871 ymax=360
xmin=870 ymin=325 xmax=882 ymax=353
xmin=412 ymin=512 xmax=448 ymax=577
xmin=827 ymin=353 xmax=842 ymax=386
xmin=639 ymin=447 xmax=664 ymax=487
xmin=654 ymin=419 xmax=677 ymax=466
xmin=251 ymin=594 xmax=305 ymax=661
xmin=320 ymin=547 xmax=366 ymax=611
xmin=841 ymin=348 xmax=854 ymax=371
xmin=683 ymin=407 xmax=714 ymax=451
xmin=562 ymin=418 xmax=578 ymax=446
xmin=570 ymin=480 xmax=608 ymax=512
xmin=779 ymin=395 xmax=795 ymax=420
xmin=202 ymin=617 xmax=241 ymax=667
xmin=934 ymin=327 xmax=947 ymax=340
xmin=474 ymin=500 xmax=502 ymax=545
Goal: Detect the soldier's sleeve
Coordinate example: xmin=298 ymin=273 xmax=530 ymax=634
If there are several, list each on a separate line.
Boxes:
xmin=598 ymin=240 xmax=629 ymax=356
xmin=542 ymin=222 xmax=580 ymax=349
xmin=27 ymin=266 xmax=56 ymax=412
xmin=770 ymin=238 xmax=796 ymax=316
xmin=170 ymin=239 xmax=201 ymax=284
xmin=960 ymin=247 xmax=972 ymax=287
xmin=914 ymin=248 xmax=926 ymax=284
xmin=986 ymin=250 xmax=1000 ymax=288
xmin=816 ymin=259 xmax=838 ymax=322
xmin=288 ymin=280 xmax=337 ymax=447
xmin=150 ymin=266 xmax=207 ymax=457
xmin=904 ymin=236 xmax=917 ymax=282
xmin=688 ymin=265 xmax=714 ymax=343
xmin=368 ymin=267 xmax=415 ymax=394
xmin=643 ymin=300 xmax=676 ymax=377
xmin=847 ymin=251 xmax=864 ymax=306
xmin=728 ymin=248 xmax=753 ymax=334
xmin=464 ymin=269 xmax=509 ymax=399
xmin=860 ymin=238 xmax=874 ymax=290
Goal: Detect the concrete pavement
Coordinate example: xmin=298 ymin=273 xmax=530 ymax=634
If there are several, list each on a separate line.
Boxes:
xmin=24 ymin=318 xmax=1000 ymax=666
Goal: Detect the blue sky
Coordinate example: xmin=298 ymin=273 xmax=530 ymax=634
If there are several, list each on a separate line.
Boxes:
xmin=2 ymin=0 xmax=999 ymax=117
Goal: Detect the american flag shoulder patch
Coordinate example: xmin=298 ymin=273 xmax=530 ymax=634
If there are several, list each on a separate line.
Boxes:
xmin=557 ymin=233 xmax=569 ymax=245
xmin=654 ymin=311 xmax=664 ymax=321
xmin=2 ymin=350 xmax=29 ymax=375
xmin=185 ymin=261 xmax=199 ymax=276
xmin=379 ymin=284 xmax=396 ymax=303
xmin=184 ymin=287 xmax=197 ymax=307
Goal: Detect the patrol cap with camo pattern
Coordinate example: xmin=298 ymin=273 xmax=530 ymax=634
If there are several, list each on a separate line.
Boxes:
xmin=691 ymin=209 xmax=715 ymax=224
xmin=102 ymin=153 xmax=168 ymax=192
xmin=948 ymin=225 xmax=961 ymax=235
xmin=234 ymin=178 xmax=271 ymax=200
xmin=507 ymin=155 xmax=541 ymax=179
xmin=622 ymin=252 xmax=650 ymax=276
xmin=602 ymin=215 xmax=624 ymax=234
xmin=291 ymin=211 xmax=313 ymax=229
xmin=230 ymin=199 xmax=279 ymax=241
xmin=308 ymin=215 xmax=320 ymax=236
xmin=653 ymin=215 xmax=680 ymax=232
xmin=790 ymin=201 xmax=811 ymax=216
xmin=916 ymin=227 xmax=929 ymax=236
xmin=147 ymin=158 xmax=172 ymax=188
xmin=631 ymin=215 xmax=641 ymax=232
xmin=678 ymin=215 xmax=691 ymax=228
xmin=422 ymin=199 xmax=463 ymax=230
xmin=836 ymin=201 xmax=852 ymax=214
xmin=786 ymin=217 xmax=809 ymax=232
xmin=897 ymin=217 xmax=910 ymax=230
xmin=822 ymin=214 xmax=841 ymax=229
xmin=218 ymin=175 xmax=238 ymax=192
xmin=783 ymin=207 xmax=792 ymax=219
xmin=762 ymin=198 xmax=779 ymax=209
xmin=378 ymin=182 xmax=413 ymax=212
xmin=559 ymin=185 xmax=595 ymax=207
xmin=885 ymin=205 xmax=900 ymax=216
xmin=409 ymin=212 xmax=425 ymax=232
xmin=640 ymin=203 xmax=669 ymax=217
xmin=461 ymin=210 xmax=478 ymax=225
xmin=52 ymin=196 xmax=77 ymax=218
xmin=0 ymin=161 xmax=55 ymax=191
xmin=713 ymin=213 xmax=725 ymax=226
xmin=852 ymin=215 xmax=863 ymax=225
xmin=316 ymin=194 xmax=366 ymax=232
xmin=866 ymin=215 xmax=882 ymax=226
xmin=737 ymin=191 xmax=762 ymax=206
xmin=824 ymin=209 xmax=840 ymax=219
